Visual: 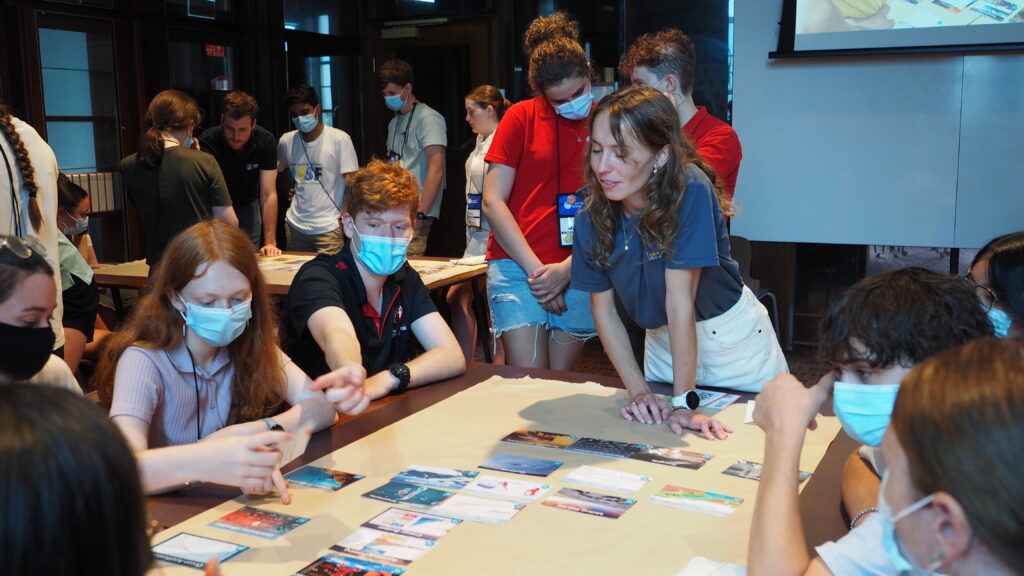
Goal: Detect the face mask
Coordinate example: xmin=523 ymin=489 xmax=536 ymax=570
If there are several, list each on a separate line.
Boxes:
xmin=351 ymin=222 xmax=410 ymax=276
xmin=988 ymin=307 xmax=1012 ymax=338
xmin=384 ymin=92 xmax=406 ymax=112
xmin=182 ymin=136 xmax=195 ymax=149
xmin=879 ymin=471 xmax=941 ymax=575
xmin=292 ymin=113 xmax=318 ymax=134
xmin=177 ymin=296 xmax=252 ymax=348
xmin=832 ymin=381 xmax=900 ymax=447
xmin=62 ymin=212 xmax=88 ymax=236
xmin=554 ymin=91 xmax=594 ymax=120
xmin=0 ymin=322 xmax=55 ymax=381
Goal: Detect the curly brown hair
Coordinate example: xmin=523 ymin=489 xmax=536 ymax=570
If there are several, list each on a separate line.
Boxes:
xmin=523 ymin=12 xmax=589 ymax=93
xmin=818 ymin=267 xmax=993 ymax=368
xmin=345 ymin=158 xmax=419 ymax=220
xmin=377 ymin=59 xmax=414 ymax=88
xmin=95 ymin=220 xmax=285 ymax=423
xmin=582 ymin=85 xmax=728 ymax=267
xmin=0 ymin=106 xmax=44 ymax=233
xmin=618 ymin=28 xmax=697 ymax=95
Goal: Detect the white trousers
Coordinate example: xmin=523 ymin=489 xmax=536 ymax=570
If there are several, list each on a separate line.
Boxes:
xmin=644 ymin=286 xmax=788 ymax=393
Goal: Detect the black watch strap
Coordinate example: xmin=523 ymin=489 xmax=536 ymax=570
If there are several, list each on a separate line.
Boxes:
xmin=388 ymin=362 xmax=411 ymax=394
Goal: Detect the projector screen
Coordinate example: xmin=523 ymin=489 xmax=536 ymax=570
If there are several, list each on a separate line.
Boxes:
xmin=788 ymin=0 xmax=1024 ymax=53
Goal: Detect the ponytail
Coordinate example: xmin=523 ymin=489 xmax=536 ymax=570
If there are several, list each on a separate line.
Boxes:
xmin=135 ymin=90 xmax=202 ymax=169
xmin=0 ymin=106 xmax=44 ymax=234
xmin=136 ymin=126 xmax=165 ymax=169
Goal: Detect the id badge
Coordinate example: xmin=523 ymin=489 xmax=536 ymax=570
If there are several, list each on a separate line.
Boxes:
xmin=467 ymin=193 xmax=483 ymax=228
xmin=556 ymin=189 xmax=585 ymax=247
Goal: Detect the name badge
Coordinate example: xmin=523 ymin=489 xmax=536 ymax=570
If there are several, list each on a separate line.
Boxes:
xmin=556 ymin=189 xmax=585 ymax=247
xmin=467 ymin=193 xmax=483 ymax=228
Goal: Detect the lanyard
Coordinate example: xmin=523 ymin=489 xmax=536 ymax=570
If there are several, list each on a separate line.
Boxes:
xmin=388 ymin=102 xmax=418 ymax=160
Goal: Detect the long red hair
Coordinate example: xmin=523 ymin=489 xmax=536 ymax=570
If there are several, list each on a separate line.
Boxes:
xmin=96 ymin=220 xmax=284 ymax=423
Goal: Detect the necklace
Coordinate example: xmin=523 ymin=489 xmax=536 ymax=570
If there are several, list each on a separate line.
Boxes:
xmin=622 ymin=213 xmax=634 ymax=252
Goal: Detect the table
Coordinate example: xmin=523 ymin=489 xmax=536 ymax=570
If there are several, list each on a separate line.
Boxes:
xmin=147 ymin=364 xmax=853 ymax=574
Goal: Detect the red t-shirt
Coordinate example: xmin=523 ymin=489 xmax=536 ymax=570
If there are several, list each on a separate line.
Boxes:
xmin=484 ymin=95 xmax=590 ymax=264
xmin=683 ymin=106 xmax=742 ymax=201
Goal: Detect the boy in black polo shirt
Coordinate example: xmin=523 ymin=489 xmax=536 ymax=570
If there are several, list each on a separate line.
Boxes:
xmin=198 ymin=91 xmax=281 ymax=255
xmin=286 ymin=159 xmax=465 ymax=403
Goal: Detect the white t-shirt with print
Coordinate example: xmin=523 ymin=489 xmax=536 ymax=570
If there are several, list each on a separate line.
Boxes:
xmin=278 ymin=125 xmax=359 ymax=235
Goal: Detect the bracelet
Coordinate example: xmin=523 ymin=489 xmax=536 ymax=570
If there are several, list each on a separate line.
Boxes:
xmin=849 ymin=506 xmax=878 ymax=530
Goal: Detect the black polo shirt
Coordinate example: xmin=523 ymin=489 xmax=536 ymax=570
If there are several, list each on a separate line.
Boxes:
xmin=198 ymin=124 xmax=277 ymax=205
xmin=285 ymin=243 xmax=436 ymax=379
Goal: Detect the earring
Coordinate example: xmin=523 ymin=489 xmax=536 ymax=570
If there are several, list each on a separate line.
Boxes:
xmin=652 ymin=164 xmax=660 ymax=177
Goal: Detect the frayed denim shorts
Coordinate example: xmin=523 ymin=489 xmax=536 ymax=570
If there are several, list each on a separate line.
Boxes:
xmin=486 ymin=258 xmax=596 ymax=339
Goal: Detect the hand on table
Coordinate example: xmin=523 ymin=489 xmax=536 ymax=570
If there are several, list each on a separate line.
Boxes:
xmin=753 ymin=371 xmax=835 ymax=435
xmin=667 ymin=410 xmax=732 ymax=440
xmin=621 ymin=392 xmax=671 ymax=425
xmin=259 ymin=244 xmax=282 ymax=257
xmin=312 ymin=364 xmax=370 ymax=414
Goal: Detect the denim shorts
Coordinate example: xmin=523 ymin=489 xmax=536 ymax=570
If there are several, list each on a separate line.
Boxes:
xmin=486 ymin=258 xmax=596 ymax=338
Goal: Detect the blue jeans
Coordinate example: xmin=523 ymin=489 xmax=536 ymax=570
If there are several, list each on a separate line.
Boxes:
xmin=235 ymin=198 xmax=262 ymax=248
xmin=486 ymin=258 xmax=596 ymax=339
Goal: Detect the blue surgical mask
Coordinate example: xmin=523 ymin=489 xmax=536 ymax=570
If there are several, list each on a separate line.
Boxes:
xmin=350 ymin=221 xmax=410 ymax=276
xmin=183 ymin=135 xmax=195 ymax=149
xmin=384 ymin=92 xmax=406 ymax=112
xmin=178 ymin=296 xmax=252 ymax=348
xmin=988 ymin=307 xmax=1012 ymax=338
xmin=554 ymin=90 xmax=594 ymax=120
xmin=879 ymin=471 xmax=941 ymax=575
xmin=832 ymin=381 xmax=900 ymax=447
xmin=292 ymin=113 xmax=318 ymax=134
xmin=62 ymin=212 xmax=88 ymax=236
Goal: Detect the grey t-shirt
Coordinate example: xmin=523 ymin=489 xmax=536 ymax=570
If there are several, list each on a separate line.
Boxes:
xmin=572 ymin=166 xmax=743 ymax=328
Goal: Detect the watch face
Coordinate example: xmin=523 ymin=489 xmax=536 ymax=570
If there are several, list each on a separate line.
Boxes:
xmin=685 ymin=390 xmax=700 ymax=410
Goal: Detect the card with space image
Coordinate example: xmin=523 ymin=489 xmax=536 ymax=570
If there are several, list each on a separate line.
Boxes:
xmin=152 ymin=532 xmax=248 ymax=569
xmin=362 ymin=480 xmax=454 ymax=508
xmin=285 ymin=466 xmax=364 ymax=492
xmin=392 ymin=465 xmax=479 ymax=491
xmin=541 ymin=487 xmax=637 ymax=519
xmin=565 ymin=437 xmax=650 ymax=459
xmin=500 ymin=429 xmax=578 ymax=449
xmin=209 ymin=506 xmax=309 ymax=540
xmin=362 ymin=507 xmax=462 ymax=541
xmin=479 ymin=453 xmax=564 ymax=477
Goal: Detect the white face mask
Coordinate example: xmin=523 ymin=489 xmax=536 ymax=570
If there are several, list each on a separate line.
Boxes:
xmin=879 ymin=470 xmax=941 ymax=576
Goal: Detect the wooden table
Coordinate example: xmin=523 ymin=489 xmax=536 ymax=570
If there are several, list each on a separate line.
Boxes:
xmin=147 ymin=363 xmax=853 ymax=558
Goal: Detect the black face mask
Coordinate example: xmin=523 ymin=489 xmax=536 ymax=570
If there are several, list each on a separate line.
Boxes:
xmin=0 ymin=322 xmax=55 ymax=381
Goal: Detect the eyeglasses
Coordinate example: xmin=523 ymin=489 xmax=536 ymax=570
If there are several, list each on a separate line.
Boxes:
xmin=0 ymin=236 xmax=46 ymax=259
xmin=962 ymin=274 xmax=998 ymax=312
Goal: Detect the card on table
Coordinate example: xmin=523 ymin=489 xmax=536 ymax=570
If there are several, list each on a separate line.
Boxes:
xmin=647 ymin=485 xmax=743 ymax=518
xmin=430 ymin=493 xmax=526 ymax=524
xmin=542 ymin=487 xmax=637 ymax=519
xmin=294 ymin=554 xmax=405 ymax=576
xmin=285 ymin=466 xmax=364 ymax=492
xmin=392 ymin=464 xmax=479 ymax=490
xmin=152 ymin=532 xmax=248 ymax=569
xmin=461 ymin=474 xmax=551 ymax=503
xmin=362 ymin=507 xmax=462 ymax=541
xmin=629 ymin=446 xmax=713 ymax=470
xmin=330 ymin=527 xmax=436 ymax=566
xmin=721 ymin=459 xmax=812 ymax=483
xmin=696 ymin=390 xmax=742 ymax=411
xmin=479 ymin=453 xmax=564 ymax=477
xmin=564 ymin=437 xmax=649 ymax=459
xmin=209 ymin=506 xmax=310 ymax=540
xmin=561 ymin=464 xmax=651 ymax=494
xmin=500 ymin=429 xmax=578 ymax=449
xmin=362 ymin=480 xmax=454 ymax=508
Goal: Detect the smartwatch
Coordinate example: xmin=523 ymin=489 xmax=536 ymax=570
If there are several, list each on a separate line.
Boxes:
xmin=388 ymin=362 xmax=411 ymax=394
xmin=670 ymin=390 xmax=700 ymax=411
xmin=261 ymin=417 xmax=284 ymax=431
xmin=416 ymin=211 xmax=428 ymax=221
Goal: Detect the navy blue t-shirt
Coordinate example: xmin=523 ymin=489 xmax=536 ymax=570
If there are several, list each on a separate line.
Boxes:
xmin=571 ymin=166 xmax=743 ymax=329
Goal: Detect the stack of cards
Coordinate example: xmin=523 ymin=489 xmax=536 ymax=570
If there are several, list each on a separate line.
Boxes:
xmin=647 ymin=485 xmax=743 ymax=518
xmin=542 ymin=487 xmax=637 ymax=519
xmin=561 ymin=465 xmax=650 ymax=494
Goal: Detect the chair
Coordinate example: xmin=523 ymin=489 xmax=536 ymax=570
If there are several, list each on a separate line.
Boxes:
xmin=729 ymin=235 xmax=782 ymax=342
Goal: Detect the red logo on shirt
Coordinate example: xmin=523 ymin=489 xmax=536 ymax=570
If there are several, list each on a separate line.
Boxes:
xmin=335 ymin=261 xmax=347 ymax=271
xmin=394 ymin=305 xmax=404 ymax=325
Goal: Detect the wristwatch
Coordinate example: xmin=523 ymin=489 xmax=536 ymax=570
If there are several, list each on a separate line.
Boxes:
xmin=261 ymin=417 xmax=284 ymax=431
xmin=670 ymin=390 xmax=700 ymax=411
xmin=388 ymin=362 xmax=411 ymax=395
xmin=416 ymin=211 xmax=428 ymax=221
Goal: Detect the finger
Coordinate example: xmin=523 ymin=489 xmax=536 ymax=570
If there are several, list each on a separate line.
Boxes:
xmin=701 ymin=420 xmax=715 ymax=441
xmin=635 ymin=402 xmax=656 ymax=425
xmin=668 ymin=415 xmax=685 ymax=435
xmin=246 ymin=430 xmax=291 ymax=448
xmin=621 ymin=405 xmax=636 ymax=421
xmin=204 ymin=557 xmax=221 ymax=576
xmin=808 ymin=417 xmax=819 ymax=431
xmin=711 ymin=420 xmax=731 ymax=440
xmin=272 ymin=469 xmax=291 ymax=505
xmin=244 ymin=450 xmax=283 ymax=469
